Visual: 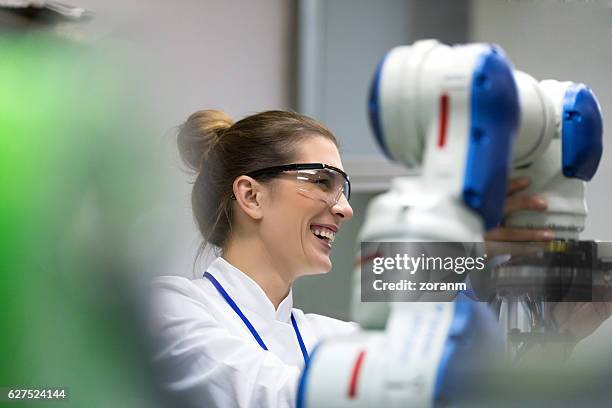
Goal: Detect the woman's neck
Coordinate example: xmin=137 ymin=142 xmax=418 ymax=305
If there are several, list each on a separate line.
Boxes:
xmin=223 ymin=236 xmax=293 ymax=309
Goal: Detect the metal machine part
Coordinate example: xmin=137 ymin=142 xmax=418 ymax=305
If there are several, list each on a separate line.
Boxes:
xmin=0 ymin=1 xmax=90 ymax=20
xmin=489 ymin=240 xmax=612 ymax=361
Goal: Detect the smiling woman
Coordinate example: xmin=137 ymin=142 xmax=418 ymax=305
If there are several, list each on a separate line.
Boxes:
xmin=150 ymin=110 xmax=359 ymax=408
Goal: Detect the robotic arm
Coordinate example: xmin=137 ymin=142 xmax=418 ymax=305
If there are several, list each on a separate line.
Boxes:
xmin=299 ymin=39 xmax=520 ymax=408
xmin=353 ymin=40 xmax=605 ymax=332
xmin=365 ymin=39 xmax=603 ymax=243
xmin=298 ymin=39 xmax=606 ymax=407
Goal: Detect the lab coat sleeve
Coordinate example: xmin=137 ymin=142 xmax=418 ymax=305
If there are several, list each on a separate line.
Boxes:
xmin=150 ymin=278 xmax=301 ymax=408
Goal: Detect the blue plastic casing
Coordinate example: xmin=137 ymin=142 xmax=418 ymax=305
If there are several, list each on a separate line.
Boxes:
xmin=462 ymin=45 xmax=520 ymax=230
xmin=433 ymin=296 xmax=504 ymax=406
xmin=368 ymin=53 xmax=392 ymax=159
xmin=561 ymin=84 xmax=603 ymax=181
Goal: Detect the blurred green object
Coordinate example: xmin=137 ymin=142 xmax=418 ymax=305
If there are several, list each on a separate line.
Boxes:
xmin=0 ymin=34 xmax=164 ymax=407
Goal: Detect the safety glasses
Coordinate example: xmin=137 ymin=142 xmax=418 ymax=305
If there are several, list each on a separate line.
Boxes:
xmin=246 ymin=163 xmax=351 ymax=207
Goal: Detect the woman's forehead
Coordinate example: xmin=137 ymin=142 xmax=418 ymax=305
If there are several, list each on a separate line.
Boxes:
xmin=294 ymin=136 xmax=343 ymax=169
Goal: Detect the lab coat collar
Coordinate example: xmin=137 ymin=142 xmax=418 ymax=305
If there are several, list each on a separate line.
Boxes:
xmin=206 ymin=257 xmax=294 ymax=323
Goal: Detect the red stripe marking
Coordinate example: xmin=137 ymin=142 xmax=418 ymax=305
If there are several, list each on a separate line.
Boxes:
xmin=347 ymin=350 xmax=366 ymax=399
xmin=438 ymin=94 xmax=449 ymax=148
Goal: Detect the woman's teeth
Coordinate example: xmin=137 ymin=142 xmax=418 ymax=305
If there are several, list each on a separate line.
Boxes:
xmin=311 ymin=228 xmax=335 ymax=243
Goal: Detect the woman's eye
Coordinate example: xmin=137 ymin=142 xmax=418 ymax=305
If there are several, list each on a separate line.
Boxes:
xmin=314 ymin=178 xmax=332 ymax=190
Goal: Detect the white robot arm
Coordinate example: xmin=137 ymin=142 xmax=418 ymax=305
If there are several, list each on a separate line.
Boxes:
xmin=299 ymin=39 xmax=519 ymax=408
xmin=299 ymin=39 xmax=605 ymax=407
xmin=352 ymin=44 xmax=604 ymax=329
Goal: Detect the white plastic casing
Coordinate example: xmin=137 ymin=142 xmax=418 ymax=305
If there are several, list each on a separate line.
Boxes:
xmin=506 ymin=79 xmax=587 ymax=239
xmin=300 ymin=304 xmax=456 ymax=408
xmin=379 ymin=39 xmax=498 ymax=200
xmin=511 ymin=71 xmax=557 ymax=167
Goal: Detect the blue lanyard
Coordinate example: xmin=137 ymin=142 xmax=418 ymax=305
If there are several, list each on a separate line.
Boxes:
xmin=204 ymin=271 xmax=309 ymax=364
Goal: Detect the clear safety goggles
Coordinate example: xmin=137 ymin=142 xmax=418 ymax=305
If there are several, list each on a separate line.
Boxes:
xmin=246 ymin=163 xmax=351 ymax=207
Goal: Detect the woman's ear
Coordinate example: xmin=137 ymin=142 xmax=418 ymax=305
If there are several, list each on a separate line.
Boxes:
xmin=232 ymin=176 xmax=265 ymax=220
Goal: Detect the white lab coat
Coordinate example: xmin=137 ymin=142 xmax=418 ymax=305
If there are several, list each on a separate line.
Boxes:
xmin=150 ymin=257 xmax=359 ymax=408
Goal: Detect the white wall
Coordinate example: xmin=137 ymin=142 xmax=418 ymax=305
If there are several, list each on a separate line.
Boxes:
xmin=470 ymin=0 xmax=612 ymax=240
xmin=72 ymin=0 xmax=294 ymax=277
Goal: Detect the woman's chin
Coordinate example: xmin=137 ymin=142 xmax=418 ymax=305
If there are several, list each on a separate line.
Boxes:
xmin=307 ymin=236 xmax=334 ymax=271
xmin=297 ymin=252 xmax=332 ymax=276
xmin=309 ymin=253 xmax=333 ymax=275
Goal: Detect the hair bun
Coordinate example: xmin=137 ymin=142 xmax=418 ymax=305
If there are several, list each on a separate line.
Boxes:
xmin=177 ymin=109 xmax=234 ymax=172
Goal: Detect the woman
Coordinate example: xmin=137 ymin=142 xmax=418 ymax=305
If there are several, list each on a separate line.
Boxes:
xmin=151 ymin=109 xmax=606 ymax=407
xmin=151 ymin=110 xmax=358 ymax=408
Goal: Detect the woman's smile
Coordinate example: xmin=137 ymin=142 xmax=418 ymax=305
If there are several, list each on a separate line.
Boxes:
xmin=309 ymin=223 xmax=337 ymax=250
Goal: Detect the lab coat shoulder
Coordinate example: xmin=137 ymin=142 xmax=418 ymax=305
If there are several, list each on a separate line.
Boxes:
xmin=151 ymin=275 xmax=205 ymax=308
xmin=150 ymin=275 xmax=301 ymax=408
xmin=295 ymin=309 xmax=361 ymax=340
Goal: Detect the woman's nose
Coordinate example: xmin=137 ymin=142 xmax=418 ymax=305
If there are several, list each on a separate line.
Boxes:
xmin=332 ymin=193 xmax=353 ymax=220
